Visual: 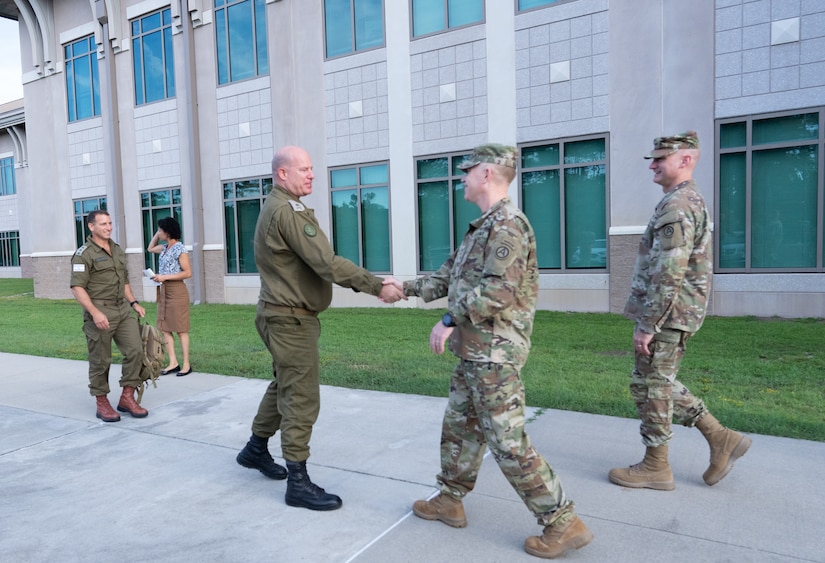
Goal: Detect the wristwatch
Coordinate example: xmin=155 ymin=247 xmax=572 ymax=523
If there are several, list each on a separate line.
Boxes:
xmin=130 ymin=300 xmax=139 ymax=308
xmin=441 ymin=312 xmax=457 ymax=327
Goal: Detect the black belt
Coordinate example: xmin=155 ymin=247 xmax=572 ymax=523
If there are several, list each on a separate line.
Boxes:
xmin=262 ymin=302 xmax=317 ymax=317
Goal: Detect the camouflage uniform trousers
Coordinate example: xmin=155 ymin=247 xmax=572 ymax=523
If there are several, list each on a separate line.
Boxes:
xmin=437 ymin=359 xmax=574 ymax=526
xmin=251 ymin=302 xmax=321 ymax=463
xmin=82 ymin=302 xmax=145 ymax=396
xmin=630 ymin=328 xmax=707 ymax=447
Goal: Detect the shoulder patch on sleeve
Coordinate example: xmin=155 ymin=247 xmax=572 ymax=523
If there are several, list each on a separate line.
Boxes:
xmin=73 ymin=263 xmax=86 ymax=272
xmin=288 ymin=200 xmax=306 ymax=212
xmin=303 ymin=223 xmax=317 ymax=237
xmin=75 ymin=245 xmax=88 ymax=256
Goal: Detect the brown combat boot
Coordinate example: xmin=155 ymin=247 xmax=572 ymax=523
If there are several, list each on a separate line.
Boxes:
xmin=95 ymin=395 xmax=121 ymax=422
xmin=524 ymin=515 xmax=593 ymax=559
xmin=117 ymin=386 xmax=148 ymax=418
xmin=608 ymin=445 xmax=675 ymax=490
xmin=696 ymin=413 xmax=752 ymax=485
xmin=412 ymin=493 xmax=467 ymax=528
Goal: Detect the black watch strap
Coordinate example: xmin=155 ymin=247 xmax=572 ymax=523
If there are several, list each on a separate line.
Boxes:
xmin=442 ymin=312 xmax=456 ymax=327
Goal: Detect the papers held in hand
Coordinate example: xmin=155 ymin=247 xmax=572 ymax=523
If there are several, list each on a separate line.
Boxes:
xmin=143 ymin=268 xmax=162 ymax=286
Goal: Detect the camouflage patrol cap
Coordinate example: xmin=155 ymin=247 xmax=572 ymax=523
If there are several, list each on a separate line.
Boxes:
xmin=458 ymin=143 xmax=518 ymax=170
xmin=643 ymin=131 xmax=700 ymax=159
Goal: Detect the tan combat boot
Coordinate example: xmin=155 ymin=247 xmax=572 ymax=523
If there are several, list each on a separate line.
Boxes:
xmin=412 ymin=493 xmax=467 ymax=528
xmin=696 ymin=413 xmax=752 ymax=485
xmin=117 ymin=386 xmax=149 ymax=418
xmin=524 ymin=515 xmax=593 ymax=559
xmin=95 ymin=395 xmax=121 ymax=422
xmin=608 ymin=445 xmax=675 ymax=490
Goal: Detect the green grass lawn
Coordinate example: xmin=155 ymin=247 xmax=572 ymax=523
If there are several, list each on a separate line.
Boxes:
xmin=1 ymin=279 xmax=823 ymax=441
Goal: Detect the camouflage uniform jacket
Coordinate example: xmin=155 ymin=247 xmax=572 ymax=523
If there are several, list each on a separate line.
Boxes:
xmin=254 ymin=186 xmax=383 ymax=313
xmin=624 ymin=179 xmax=712 ymax=334
xmin=403 ymin=197 xmax=538 ymax=367
xmin=70 ymin=235 xmax=129 ymax=300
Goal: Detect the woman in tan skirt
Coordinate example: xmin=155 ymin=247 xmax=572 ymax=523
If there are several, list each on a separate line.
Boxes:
xmin=148 ymin=217 xmax=193 ymax=376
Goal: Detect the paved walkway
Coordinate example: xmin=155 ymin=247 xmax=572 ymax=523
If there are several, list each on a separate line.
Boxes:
xmin=1 ymin=351 xmax=823 ymax=562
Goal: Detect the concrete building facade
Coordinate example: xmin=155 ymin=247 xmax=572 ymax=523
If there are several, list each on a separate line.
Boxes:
xmin=0 ymin=0 xmax=823 ymax=317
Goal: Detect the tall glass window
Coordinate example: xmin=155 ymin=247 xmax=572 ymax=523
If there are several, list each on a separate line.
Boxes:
xmin=324 ymin=0 xmax=385 ymax=58
xmin=74 ymin=197 xmax=107 ymax=247
xmin=223 ymin=176 xmax=273 ymax=274
xmin=132 ymin=8 xmax=176 ymax=105
xmin=215 ymin=0 xmax=269 ymax=85
xmin=415 ymin=152 xmax=474 ymax=271
xmin=64 ymin=36 xmax=101 ymax=122
xmin=0 ymin=231 xmax=20 ymax=267
xmin=0 ymin=156 xmax=15 ymax=196
xmin=141 ymin=188 xmax=183 ymax=270
xmin=718 ymin=111 xmax=824 ymax=271
xmin=412 ymin=0 xmax=483 ymax=38
xmin=520 ymin=137 xmax=608 ymax=270
xmin=330 ymin=163 xmax=391 ymax=272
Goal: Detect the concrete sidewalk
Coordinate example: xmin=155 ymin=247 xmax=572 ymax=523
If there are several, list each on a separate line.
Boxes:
xmin=1 ymin=351 xmax=823 ymax=562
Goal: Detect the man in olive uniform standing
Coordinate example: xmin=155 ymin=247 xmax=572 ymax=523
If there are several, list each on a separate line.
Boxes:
xmin=609 ymin=131 xmax=751 ymax=490
xmin=387 ymin=144 xmax=593 ymax=559
xmin=70 ymin=210 xmax=149 ymax=422
xmin=236 ymin=145 xmax=405 ymax=511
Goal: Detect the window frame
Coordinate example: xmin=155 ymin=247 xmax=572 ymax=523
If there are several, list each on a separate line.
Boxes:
xmin=64 ymin=35 xmax=101 ymax=123
xmin=214 ymin=0 xmax=269 ymax=86
xmin=222 ymin=176 xmax=273 ymax=274
xmin=518 ymin=134 xmax=609 ymax=272
xmin=329 ymin=161 xmax=392 ymax=273
xmin=715 ymin=108 xmax=825 ymax=273
xmin=0 ymin=230 xmax=20 ymax=267
xmin=131 ymin=7 xmax=176 ymax=106
xmin=140 ymin=188 xmax=183 ymax=271
xmin=410 ymin=0 xmax=484 ymax=40
xmin=73 ymin=197 xmax=107 ymax=248
xmin=323 ymin=0 xmax=386 ymax=60
xmin=413 ymin=150 xmax=474 ymax=272
xmin=515 ymin=0 xmax=575 ymax=13
xmin=0 ymin=155 xmax=16 ymax=196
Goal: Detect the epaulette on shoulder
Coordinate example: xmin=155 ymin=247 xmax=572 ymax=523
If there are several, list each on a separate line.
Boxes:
xmin=75 ymin=245 xmax=88 ymax=256
xmin=288 ymin=200 xmax=306 ymax=212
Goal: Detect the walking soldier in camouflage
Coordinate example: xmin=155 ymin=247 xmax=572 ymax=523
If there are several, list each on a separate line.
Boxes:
xmin=609 ymin=131 xmax=752 ymax=490
xmin=388 ymin=144 xmax=593 ymax=559
xmin=70 ymin=210 xmax=149 ymax=422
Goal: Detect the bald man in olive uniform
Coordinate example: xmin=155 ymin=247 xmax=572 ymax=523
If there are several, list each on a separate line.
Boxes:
xmin=236 ymin=145 xmax=405 ymax=511
xmin=70 ymin=209 xmax=149 ymax=423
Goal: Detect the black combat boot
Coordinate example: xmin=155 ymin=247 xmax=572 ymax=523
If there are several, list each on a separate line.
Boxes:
xmin=285 ymin=460 xmax=342 ymax=511
xmin=236 ymin=434 xmax=287 ymax=480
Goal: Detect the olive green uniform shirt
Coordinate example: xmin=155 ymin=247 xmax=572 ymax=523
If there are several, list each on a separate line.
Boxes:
xmin=70 ymin=235 xmax=130 ymax=298
xmin=254 ymin=186 xmax=383 ymax=310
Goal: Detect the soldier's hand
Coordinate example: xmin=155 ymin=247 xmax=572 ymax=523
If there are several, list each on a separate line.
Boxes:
xmin=134 ymin=304 xmax=146 ymax=318
xmin=429 ymin=322 xmax=453 ymax=355
xmin=93 ymin=310 xmax=110 ymax=330
xmin=379 ymin=278 xmax=406 ymax=303
xmin=633 ymin=330 xmax=653 ymax=356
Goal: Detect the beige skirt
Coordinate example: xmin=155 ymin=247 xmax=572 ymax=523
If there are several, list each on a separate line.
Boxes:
xmin=156 ymin=280 xmax=190 ymax=333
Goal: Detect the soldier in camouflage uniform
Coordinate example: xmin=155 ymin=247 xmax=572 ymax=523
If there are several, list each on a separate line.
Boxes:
xmin=609 ymin=131 xmax=752 ymax=491
xmin=392 ymin=144 xmax=593 ymax=559
xmin=235 ymin=146 xmax=405 ymax=512
xmin=70 ymin=210 xmax=149 ymax=423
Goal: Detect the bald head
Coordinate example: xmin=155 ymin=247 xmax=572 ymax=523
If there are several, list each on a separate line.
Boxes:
xmin=272 ymin=146 xmax=315 ymax=198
